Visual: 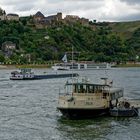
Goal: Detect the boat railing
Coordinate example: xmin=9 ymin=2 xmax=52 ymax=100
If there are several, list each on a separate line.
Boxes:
xmin=133 ymin=108 xmax=139 ymax=116
xmin=59 ymin=91 xmax=73 ymax=96
xmin=58 ymin=86 xmax=73 ymax=96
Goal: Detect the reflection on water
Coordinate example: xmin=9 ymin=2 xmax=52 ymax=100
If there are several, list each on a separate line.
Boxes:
xmin=0 ymin=68 xmax=139 ymax=140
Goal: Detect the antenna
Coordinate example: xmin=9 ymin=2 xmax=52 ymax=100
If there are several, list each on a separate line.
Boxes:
xmin=72 ymin=45 xmax=74 ymax=78
xmin=72 ymin=46 xmax=74 ymax=67
xmin=72 ymin=45 xmax=74 ymax=96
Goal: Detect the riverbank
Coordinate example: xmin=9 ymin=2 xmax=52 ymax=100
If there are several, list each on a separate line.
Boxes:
xmin=114 ymin=63 xmax=140 ymax=67
xmin=1 ymin=63 xmax=140 ymax=69
xmin=0 ymin=64 xmax=50 ymax=69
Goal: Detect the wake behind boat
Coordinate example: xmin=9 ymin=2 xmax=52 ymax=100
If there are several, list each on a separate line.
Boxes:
xmin=10 ymin=68 xmax=79 ymax=80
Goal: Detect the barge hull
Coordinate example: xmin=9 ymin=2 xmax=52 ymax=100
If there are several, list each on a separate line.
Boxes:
xmin=35 ymin=73 xmax=78 ymax=79
xmin=110 ymin=108 xmax=138 ymax=117
xmin=10 ymin=73 xmax=78 ymax=80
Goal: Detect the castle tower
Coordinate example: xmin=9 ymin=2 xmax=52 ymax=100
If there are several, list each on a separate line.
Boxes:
xmin=0 ymin=8 xmax=6 ymax=20
xmin=57 ymin=12 xmax=62 ymax=20
xmin=33 ymin=11 xmax=45 ymax=22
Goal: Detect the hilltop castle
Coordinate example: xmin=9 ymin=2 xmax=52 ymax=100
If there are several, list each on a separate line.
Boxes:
xmin=0 ymin=7 xmax=89 ymax=28
xmin=0 ymin=7 xmax=19 ymax=21
xmin=33 ymin=11 xmax=89 ymax=28
xmin=33 ymin=11 xmax=62 ymax=28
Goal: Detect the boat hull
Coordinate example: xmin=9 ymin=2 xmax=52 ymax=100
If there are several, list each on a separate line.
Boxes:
xmin=10 ymin=73 xmax=79 ymax=80
xmin=110 ymin=108 xmax=139 ymax=117
xmin=58 ymin=108 xmax=109 ymax=119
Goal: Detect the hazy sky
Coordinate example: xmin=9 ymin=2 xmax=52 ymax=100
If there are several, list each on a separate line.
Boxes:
xmin=0 ymin=0 xmax=140 ymax=21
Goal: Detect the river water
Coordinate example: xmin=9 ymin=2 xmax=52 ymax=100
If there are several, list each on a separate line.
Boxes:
xmin=0 ymin=68 xmax=140 ymax=140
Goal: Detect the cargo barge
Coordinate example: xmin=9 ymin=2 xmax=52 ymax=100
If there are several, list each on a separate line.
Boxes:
xmin=10 ymin=68 xmax=78 ymax=80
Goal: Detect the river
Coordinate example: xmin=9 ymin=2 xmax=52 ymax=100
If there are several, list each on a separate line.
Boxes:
xmin=0 ymin=68 xmax=140 ymax=140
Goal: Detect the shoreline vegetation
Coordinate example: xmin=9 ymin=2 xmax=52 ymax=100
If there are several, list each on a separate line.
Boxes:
xmin=0 ymin=20 xmax=140 ymax=65
xmin=1 ymin=63 xmax=140 ymax=69
xmin=0 ymin=64 xmax=51 ymax=69
xmin=114 ymin=63 xmax=140 ymax=68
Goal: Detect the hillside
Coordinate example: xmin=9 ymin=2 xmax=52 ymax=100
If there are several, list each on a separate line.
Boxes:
xmin=0 ymin=19 xmax=140 ymax=64
xmin=109 ymin=20 xmax=140 ymax=39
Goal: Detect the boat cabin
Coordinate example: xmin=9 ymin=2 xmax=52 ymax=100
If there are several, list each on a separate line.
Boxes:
xmin=20 ymin=68 xmax=33 ymax=74
xmin=10 ymin=68 xmax=35 ymax=80
xmin=64 ymin=82 xmax=123 ymax=101
xmin=58 ymin=79 xmax=124 ymax=118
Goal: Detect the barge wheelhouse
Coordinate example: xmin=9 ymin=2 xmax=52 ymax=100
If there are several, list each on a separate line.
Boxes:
xmin=10 ymin=68 xmax=35 ymax=80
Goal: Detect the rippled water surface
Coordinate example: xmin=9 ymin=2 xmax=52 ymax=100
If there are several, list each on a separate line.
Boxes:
xmin=0 ymin=68 xmax=140 ymax=140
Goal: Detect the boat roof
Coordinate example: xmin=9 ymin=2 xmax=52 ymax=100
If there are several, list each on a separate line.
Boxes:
xmin=66 ymin=82 xmax=123 ymax=92
xmin=20 ymin=68 xmax=31 ymax=70
xmin=66 ymin=82 xmax=110 ymax=87
xmin=11 ymin=71 xmax=19 ymax=74
xmin=103 ymin=87 xmax=123 ymax=93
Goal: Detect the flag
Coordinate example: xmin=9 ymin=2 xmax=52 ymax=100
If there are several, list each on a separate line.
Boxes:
xmin=109 ymin=80 xmax=113 ymax=85
xmin=62 ymin=54 xmax=67 ymax=63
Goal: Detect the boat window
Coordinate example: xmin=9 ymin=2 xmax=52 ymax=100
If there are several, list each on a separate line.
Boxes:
xmin=65 ymin=85 xmax=73 ymax=94
xmin=95 ymin=86 xmax=103 ymax=93
xmin=86 ymin=85 xmax=90 ymax=93
xmin=103 ymin=93 xmax=107 ymax=99
xmin=77 ymin=85 xmax=86 ymax=93
xmin=86 ymin=85 xmax=94 ymax=93
xmin=110 ymin=91 xmax=123 ymax=100
xmin=111 ymin=93 xmax=115 ymax=100
xmin=83 ymin=85 xmax=86 ymax=93
xmin=73 ymin=85 xmax=78 ymax=93
xmin=94 ymin=86 xmax=98 ymax=93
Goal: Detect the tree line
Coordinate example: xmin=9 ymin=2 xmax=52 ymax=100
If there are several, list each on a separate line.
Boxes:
xmin=0 ymin=19 xmax=139 ymax=64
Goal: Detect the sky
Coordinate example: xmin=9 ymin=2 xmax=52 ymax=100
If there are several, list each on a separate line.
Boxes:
xmin=0 ymin=0 xmax=140 ymax=22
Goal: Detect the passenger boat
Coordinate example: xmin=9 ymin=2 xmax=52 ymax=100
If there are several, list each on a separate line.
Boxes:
xmin=52 ymin=54 xmax=70 ymax=71
xmin=10 ymin=68 xmax=79 ymax=80
xmin=57 ymin=78 xmax=124 ymax=119
xmin=52 ymin=53 xmax=111 ymax=70
xmin=52 ymin=64 xmax=70 ymax=71
xmin=52 ymin=62 xmax=111 ymax=70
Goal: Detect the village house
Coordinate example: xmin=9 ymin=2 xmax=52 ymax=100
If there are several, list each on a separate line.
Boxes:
xmin=7 ymin=13 xmax=19 ymax=21
xmin=1 ymin=41 xmax=16 ymax=57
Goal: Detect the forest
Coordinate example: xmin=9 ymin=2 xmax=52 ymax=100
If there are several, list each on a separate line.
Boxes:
xmin=0 ymin=18 xmax=140 ymax=64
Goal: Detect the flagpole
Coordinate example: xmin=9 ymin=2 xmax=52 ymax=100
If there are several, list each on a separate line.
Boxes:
xmin=72 ymin=45 xmax=74 ymax=96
